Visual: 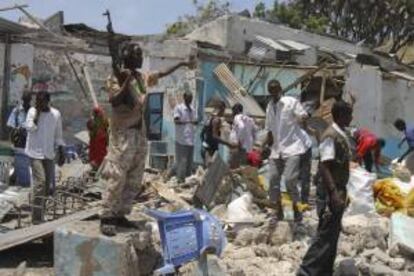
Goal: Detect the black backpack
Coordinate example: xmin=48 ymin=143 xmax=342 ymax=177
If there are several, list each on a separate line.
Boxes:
xmin=9 ymin=108 xmax=27 ymax=148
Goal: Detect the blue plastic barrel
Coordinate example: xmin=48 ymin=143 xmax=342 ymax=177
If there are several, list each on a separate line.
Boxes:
xmin=14 ymin=152 xmax=31 ymax=187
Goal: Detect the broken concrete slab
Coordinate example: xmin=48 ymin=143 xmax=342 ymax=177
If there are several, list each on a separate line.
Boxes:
xmin=334 ymin=258 xmax=358 ymax=276
xmin=54 ymin=220 xmax=159 ymax=276
xmin=194 ymin=153 xmax=229 ymax=208
xmin=369 ymin=263 xmax=395 ymax=276
xmin=389 ymin=257 xmax=406 ymax=271
xmin=268 ymin=221 xmax=293 ymax=246
xmin=389 ymin=213 xmax=414 ymax=258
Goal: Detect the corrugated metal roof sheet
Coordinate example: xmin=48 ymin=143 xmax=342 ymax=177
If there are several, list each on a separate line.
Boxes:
xmin=278 ymin=39 xmax=310 ymax=51
xmin=0 ymin=17 xmax=31 ymax=34
xmin=255 ymin=35 xmax=289 ymax=52
xmin=248 ymin=45 xmax=268 ymax=59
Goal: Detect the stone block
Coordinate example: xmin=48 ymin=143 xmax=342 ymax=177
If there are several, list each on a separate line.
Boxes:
xmin=335 ymin=258 xmax=359 ymax=276
xmin=54 ymin=220 xmax=159 ymax=276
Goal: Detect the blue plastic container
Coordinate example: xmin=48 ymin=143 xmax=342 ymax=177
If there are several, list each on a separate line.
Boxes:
xmin=14 ymin=152 xmax=31 ymax=187
xmin=145 ymin=208 xmax=226 ymax=274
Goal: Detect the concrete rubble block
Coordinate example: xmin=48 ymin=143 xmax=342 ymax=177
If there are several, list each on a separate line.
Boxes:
xmin=389 ymin=213 xmax=414 ymax=258
xmin=334 ymin=258 xmax=359 ymax=276
xmin=371 ymin=247 xmax=392 ymax=265
xmin=268 ymin=221 xmax=293 ymax=246
xmin=253 ymin=244 xmax=270 ymax=257
xmin=234 ymin=228 xmax=255 ymax=246
xmin=406 ymin=261 xmax=414 ymax=272
xmin=227 ymin=246 xmax=256 ymax=260
xmin=338 ymin=240 xmax=354 ymax=257
xmin=209 ymin=204 xmax=227 ymax=221
xmin=54 ymin=220 xmax=159 ymax=276
xmin=179 ymin=255 xmax=226 ymax=276
xmin=354 ymin=224 xmax=388 ymax=252
xmin=389 ymin=257 xmax=406 ymax=271
xmin=369 ymin=263 xmax=396 ymax=276
xmin=279 ymin=241 xmax=307 ymax=263
xmin=356 ymin=259 xmax=371 ymax=276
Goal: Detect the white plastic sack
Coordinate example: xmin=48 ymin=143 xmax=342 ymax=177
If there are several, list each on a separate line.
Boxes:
xmin=392 ymin=177 xmax=414 ymax=195
xmin=345 ymin=167 xmax=377 ymax=216
xmin=389 ymin=213 xmax=414 ymax=256
xmin=226 ymin=193 xmax=254 ymax=229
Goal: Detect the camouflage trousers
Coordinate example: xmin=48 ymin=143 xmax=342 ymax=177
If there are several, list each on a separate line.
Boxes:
xmin=101 ymin=127 xmax=147 ymax=218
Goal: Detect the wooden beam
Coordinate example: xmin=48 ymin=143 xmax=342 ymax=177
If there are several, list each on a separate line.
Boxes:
xmin=0 ymin=35 xmax=11 ymax=139
xmin=0 ymin=4 xmax=28 ymax=12
xmin=319 ymin=71 xmax=327 ymax=105
xmin=281 ymin=63 xmax=328 ymax=94
xmin=82 ymin=66 xmax=99 ymax=108
xmin=0 ymin=207 xmax=100 ymax=252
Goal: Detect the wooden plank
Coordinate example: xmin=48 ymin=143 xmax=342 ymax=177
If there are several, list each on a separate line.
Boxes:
xmin=0 ymin=4 xmax=28 ymax=12
xmin=151 ymin=181 xmax=191 ymax=209
xmin=0 ymin=207 xmax=100 ymax=252
xmin=194 ymin=153 xmax=229 ymax=208
xmin=281 ymin=63 xmax=328 ymax=94
xmin=82 ymin=66 xmax=99 ymax=108
xmin=214 ymin=63 xmax=246 ymax=96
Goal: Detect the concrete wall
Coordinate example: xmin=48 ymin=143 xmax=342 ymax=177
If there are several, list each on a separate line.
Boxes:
xmin=346 ymin=62 xmax=414 ymax=159
xmin=187 ymin=15 xmax=365 ymax=57
xmin=0 ymin=43 xmax=5 ymax=129
xmin=9 ymin=43 xmax=33 ymax=105
xmin=31 ymin=48 xmax=111 ymax=142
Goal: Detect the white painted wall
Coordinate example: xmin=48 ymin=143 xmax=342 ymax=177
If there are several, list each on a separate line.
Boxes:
xmin=346 ymin=61 xmax=414 ymax=158
xmin=9 ymin=43 xmax=34 ymax=105
xmin=187 ymin=15 xmax=366 ymax=60
xmin=345 ymin=62 xmax=383 ymax=134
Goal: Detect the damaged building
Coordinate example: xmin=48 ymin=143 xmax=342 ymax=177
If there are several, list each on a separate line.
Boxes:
xmin=1 ymin=9 xmax=414 ymax=276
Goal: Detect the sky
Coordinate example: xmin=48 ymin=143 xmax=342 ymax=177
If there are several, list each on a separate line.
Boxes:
xmin=0 ymin=0 xmax=277 ymax=35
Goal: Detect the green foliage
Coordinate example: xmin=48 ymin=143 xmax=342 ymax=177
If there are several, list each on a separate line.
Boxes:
xmin=252 ymin=0 xmax=414 ymax=52
xmin=253 ymin=2 xmax=266 ymax=18
xmin=165 ymin=0 xmax=230 ymax=37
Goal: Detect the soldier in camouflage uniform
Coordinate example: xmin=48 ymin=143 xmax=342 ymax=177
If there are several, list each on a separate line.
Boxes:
xmin=101 ymin=42 xmax=194 ymax=236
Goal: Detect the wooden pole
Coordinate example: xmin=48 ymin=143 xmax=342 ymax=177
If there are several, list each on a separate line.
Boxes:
xmin=281 ymin=63 xmax=328 ymax=95
xmin=320 ymin=71 xmax=327 ymax=105
xmin=82 ymin=66 xmax=99 ymax=108
xmin=0 ymin=4 xmax=28 ymax=12
xmin=0 ymin=35 xmax=11 ymax=139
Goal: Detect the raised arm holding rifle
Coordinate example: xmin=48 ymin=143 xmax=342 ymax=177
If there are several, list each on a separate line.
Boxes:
xmin=100 ymin=10 xmax=196 ymax=236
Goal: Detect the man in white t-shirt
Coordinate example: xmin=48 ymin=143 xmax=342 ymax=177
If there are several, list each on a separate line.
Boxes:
xmin=229 ymin=103 xmax=257 ymax=169
xmin=25 ymin=91 xmax=65 ymax=224
xmin=173 ymin=91 xmax=198 ymax=182
xmin=264 ymin=80 xmax=312 ymax=222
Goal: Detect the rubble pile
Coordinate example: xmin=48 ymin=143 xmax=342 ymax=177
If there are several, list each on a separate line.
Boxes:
xmin=2 ymin=159 xmax=414 ymax=276
xmin=148 ymin=165 xmax=414 ymax=276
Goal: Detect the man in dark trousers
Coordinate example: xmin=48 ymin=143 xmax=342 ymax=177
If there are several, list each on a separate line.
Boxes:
xmin=298 ymin=101 xmax=353 ymax=276
xmin=101 ymin=42 xmax=195 ymax=236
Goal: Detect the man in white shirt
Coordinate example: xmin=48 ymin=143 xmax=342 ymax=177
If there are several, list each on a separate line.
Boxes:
xmin=173 ymin=91 xmax=198 ymax=182
xmin=229 ymin=103 xmax=257 ymax=169
xmin=264 ymin=80 xmax=312 ymax=222
xmin=25 ymin=91 xmax=65 ymax=224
